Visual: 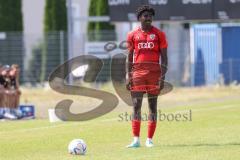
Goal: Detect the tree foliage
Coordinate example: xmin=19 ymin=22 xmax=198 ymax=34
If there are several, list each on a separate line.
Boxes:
xmin=0 ymin=0 xmax=23 ymax=31
xmin=88 ymin=0 xmax=115 ymax=41
xmin=44 ymin=0 xmax=67 ymax=32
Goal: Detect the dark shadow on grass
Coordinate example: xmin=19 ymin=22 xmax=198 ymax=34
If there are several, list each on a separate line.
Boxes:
xmin=157 ymin=142 xmax=240 ymax=148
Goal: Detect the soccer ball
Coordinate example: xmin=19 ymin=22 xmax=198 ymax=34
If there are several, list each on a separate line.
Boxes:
xmin=68 ymin=139 xmax=87 ymax=155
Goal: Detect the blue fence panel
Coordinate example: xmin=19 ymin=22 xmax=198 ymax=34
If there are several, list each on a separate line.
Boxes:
xmin=221 ymin=26 xmax=240 ymax=84
xmin=191 ymin=24 xmax=220 ymax=86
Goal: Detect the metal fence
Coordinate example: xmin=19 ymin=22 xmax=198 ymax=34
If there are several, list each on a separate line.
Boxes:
xmin=0 ymin=31 xmax=239 ymax=87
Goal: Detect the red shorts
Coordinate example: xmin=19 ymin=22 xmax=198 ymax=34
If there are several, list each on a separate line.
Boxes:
xmin=130 ymin=65 xmax=161 ymax=95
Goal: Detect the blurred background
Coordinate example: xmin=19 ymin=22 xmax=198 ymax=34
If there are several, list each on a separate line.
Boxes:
xmin=0 ymin=0 xmax=240 ymax=87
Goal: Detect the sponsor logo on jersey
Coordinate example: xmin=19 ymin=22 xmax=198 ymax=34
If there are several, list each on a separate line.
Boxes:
xmin=138 ymin=42 xmax=154 ymax=49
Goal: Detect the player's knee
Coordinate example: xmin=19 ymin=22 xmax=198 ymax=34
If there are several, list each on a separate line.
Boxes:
xmin=133 ymin=103 xmax=141 ymax=113
xmin=148 ymin=99 xmax=157 ymax=113
xmin=132 ymin=97 xmax=142 ymax=108
xmin=132 ymin=102 xmax=142 ymax=120
xmin=148 ymin=113 xmax=157 ymax=121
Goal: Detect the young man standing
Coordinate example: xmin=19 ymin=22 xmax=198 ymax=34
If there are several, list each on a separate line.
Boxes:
xmin=126 ymin=5 xmax=168 ymax=148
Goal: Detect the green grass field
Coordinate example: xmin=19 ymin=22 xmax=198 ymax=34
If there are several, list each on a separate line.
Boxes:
xmin=0 ymin=86 xmax=240 ymax=160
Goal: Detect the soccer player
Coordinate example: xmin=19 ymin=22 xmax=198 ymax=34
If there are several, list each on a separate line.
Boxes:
xmin=126 ymin=5 xmax=168 ymax=148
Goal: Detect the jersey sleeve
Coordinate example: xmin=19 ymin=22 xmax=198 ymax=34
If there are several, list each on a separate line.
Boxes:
xmin=158 ymin=31 xmax=168 ymax=49
xmin=127 ymin=32 xmax=134 ymax=53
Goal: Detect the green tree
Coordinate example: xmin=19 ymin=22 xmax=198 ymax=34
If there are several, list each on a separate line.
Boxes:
xmin=0 ymin=0 xmax=24 ymax=82
xmin=87 ymin=0 xmax=115 ymax=41
xmin=0 ymin=0 xmax=23 ymax=31
xmin=44 ymin=0 xmax=67 ymax=32
xmin=96 ymin=0 xmax=115 ymax=31
xmin=88 ymin=0 xmax=98 ymax=41
xmin=38 ymin=0 xmax=68 ymax=82
xmin=87 ymin=0 xmax=116 ymax=83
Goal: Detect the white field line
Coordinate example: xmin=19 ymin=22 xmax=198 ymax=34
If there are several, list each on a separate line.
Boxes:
xmin=173 ymin=104 xmax=239 ymax=114
xmin=0 ymin=104 xmax=239 ymax=135
xmin=0 ymin=118 xmax=118 ymax=135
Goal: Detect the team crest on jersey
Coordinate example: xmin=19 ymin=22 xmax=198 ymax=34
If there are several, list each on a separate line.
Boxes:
xmin=149 ymin=34 xmax=155 ymax=40
xmin=136 ymin=35 xmax=140 ymax=40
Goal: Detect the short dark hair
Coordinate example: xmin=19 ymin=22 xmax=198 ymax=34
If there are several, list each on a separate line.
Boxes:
xmin=136 ymin=5 xmax=155 ymax=20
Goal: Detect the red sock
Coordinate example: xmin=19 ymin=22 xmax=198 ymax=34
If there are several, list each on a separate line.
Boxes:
xmin=148 ymin=121 xmax=157 ymax=139
xmin=132 ymin=120 xmax=141 ymax=137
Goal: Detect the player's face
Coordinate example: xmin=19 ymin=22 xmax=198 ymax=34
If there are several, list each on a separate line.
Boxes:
xmin=139 ymin=11 xmax=153 ymax=25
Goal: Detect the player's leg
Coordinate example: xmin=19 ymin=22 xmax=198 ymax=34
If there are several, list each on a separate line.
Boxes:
xmin=146 ymin=94 xmax=158 ymax=147
xmin=145 ymin=67 xmax=160 ymax=147
xmin=126 ymin=91 xmax=144 ymax=148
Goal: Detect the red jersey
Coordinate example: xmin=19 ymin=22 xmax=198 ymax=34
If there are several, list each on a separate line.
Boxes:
xmin=127 ymin=26 xmax=168 ymax=63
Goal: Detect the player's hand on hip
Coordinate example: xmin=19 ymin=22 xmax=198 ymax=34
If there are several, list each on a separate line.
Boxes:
xmin=126 ymin=77 xmax=132 ymax=91
xmin=159 ymin=76 xmax=165 ymax=91
xmin=160 ymin=80 xmax=164 ymax=91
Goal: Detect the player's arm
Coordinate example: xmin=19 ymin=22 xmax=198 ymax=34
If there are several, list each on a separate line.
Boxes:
xmin=126 ymin=50 xmax=133 ymax=90
xmin=126 ymin=51 xmax=133 ymax=76
xmin=158 ymin=31 xmax=168 ymax=90
xmin=126 ymin=33 xmax=134 ymax=90
xmin=160 ymin=48 xmax=168 ymax=81
xmin=159 ymin=48 xmax=167 ymax=91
